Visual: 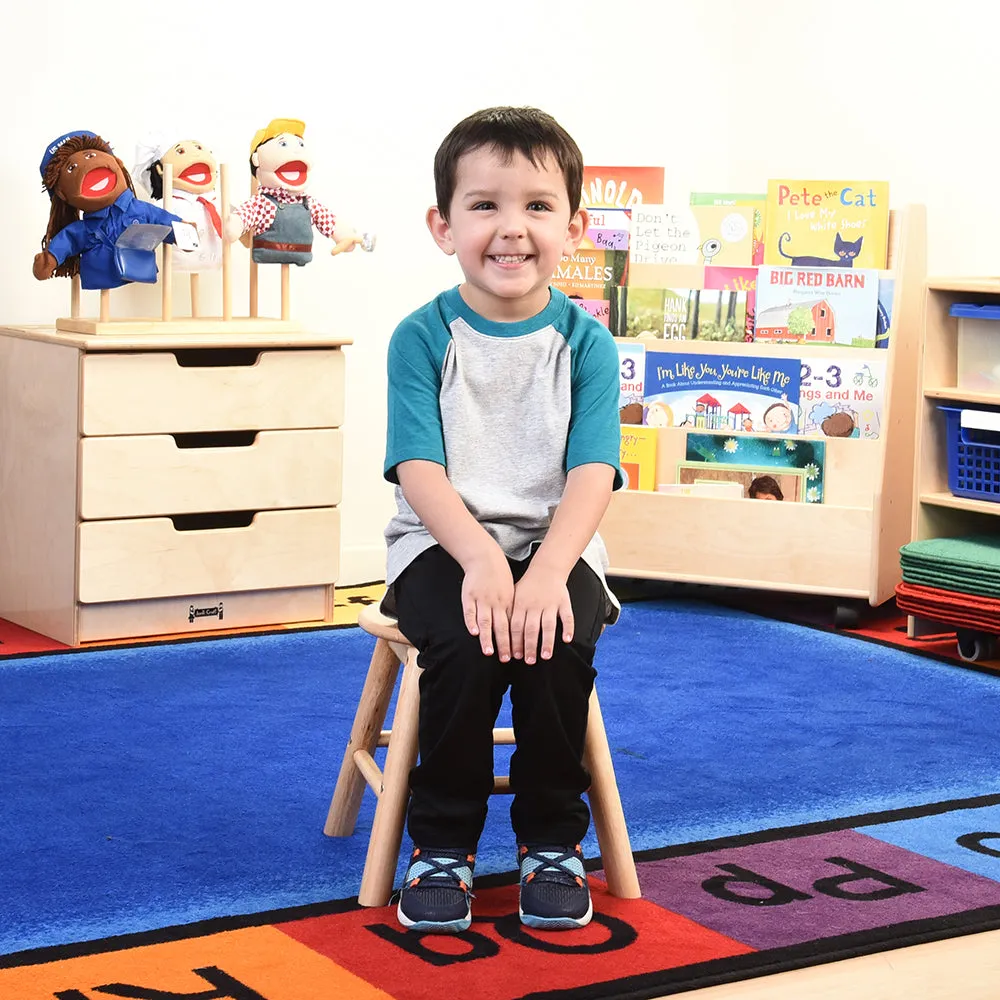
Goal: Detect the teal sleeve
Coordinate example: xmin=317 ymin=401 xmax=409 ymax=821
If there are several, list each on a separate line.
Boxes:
xmin=384 ymin=306 xmax=451 ymax=484
xmin=566 ymin=317 xmax=625 ymax=490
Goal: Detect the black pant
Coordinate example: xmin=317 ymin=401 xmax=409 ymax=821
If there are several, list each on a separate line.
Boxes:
xmin=393 ymin=544 xmax=606 ymax=851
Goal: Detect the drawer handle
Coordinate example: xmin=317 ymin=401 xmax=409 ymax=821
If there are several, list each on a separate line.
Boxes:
xmin=170 ymin=510 xmax=257 ymax=531
xmin=172 ymin=431 xmax=259 ymax=449
xmin=172 ymin=348 xmax=262 ymax=368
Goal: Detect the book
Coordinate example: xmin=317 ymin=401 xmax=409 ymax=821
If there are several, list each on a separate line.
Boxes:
xmin=643 ymin=352 xmax=801 ymax=434
xmin=618 ymin=341 xmax=645 ymax=423
xmin=683 ymin=432 xmax=827 ymax=503
xmin=582 ymin=208 xmax=631 ymax=251
xmin=763 ymin=180 xmax=890 ymax=270
xmin=754 ymin=265 xmax=880 ymax=347
xmin=620 ymin=425 xmax=658 ymax=490
xmin=657 ymin=480 xmax=745 ymax=499
xmin=553 ymin=248 xmax=628 ymax=329
xmin=798 ymin=354 xmax=886 ymax=439
xmin=581 ymin=166 xmax=665 ymax=211
xmin=629 ymin=203 xmax=755 ymax=267
xmin=621 ymin=265 xmax=756 ymax=342
xmin=690 ymin=192 xmax=766 ymax=265
xmin=875 ymin=275 xmax=894 ymax=348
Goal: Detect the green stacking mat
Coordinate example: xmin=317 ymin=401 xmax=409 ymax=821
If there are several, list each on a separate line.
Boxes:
xmin=899 ymin=535 xmax=1000 ymax=598
xmin=900 ymin=568 xmax=1000 ymax=599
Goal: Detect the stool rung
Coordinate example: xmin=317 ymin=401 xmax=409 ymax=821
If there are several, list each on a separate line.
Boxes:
xmin=353 ymin=749 xmax=384 ymax=796
xmin=493 ymin=776 xmax=511 ymax=794
xmin=375 ymin=726 xmax=514 ymax=749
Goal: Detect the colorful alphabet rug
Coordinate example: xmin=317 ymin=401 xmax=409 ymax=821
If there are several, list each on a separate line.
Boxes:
xmin=7 ymin=793 xmax=1000 ymax=1000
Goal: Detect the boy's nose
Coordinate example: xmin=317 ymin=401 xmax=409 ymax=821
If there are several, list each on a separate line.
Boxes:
xmin=497 ymin=213 xmax=527 ymax=238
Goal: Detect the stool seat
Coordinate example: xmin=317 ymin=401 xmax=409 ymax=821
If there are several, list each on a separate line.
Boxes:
xmin=326 ymin=599 xmax=641 ymax=907
xmin=356 ymin=604 xmax=408 ymax=644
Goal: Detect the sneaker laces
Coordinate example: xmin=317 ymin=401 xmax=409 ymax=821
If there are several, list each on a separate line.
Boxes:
xmin=519 ymin=845 xmax=586 ymax=889
xmin=404 ymin=848 xmax=476 ymax=897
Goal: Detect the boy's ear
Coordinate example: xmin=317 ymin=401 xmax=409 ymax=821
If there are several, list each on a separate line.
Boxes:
xmin=426 ymin=205 xmax=455 ymax=255
xmin=562 ymin=207 xmax=590 ymax=256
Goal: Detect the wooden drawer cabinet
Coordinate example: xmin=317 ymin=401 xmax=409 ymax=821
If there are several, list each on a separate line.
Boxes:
xmin=0 ymin=325 xmax=350 ymax=645
xmin=79 ymin=429 xmax=343 ymax=518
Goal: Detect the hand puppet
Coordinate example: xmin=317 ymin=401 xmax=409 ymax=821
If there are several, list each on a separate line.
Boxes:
xmin=33 ymin=131 xmax=184 ymax=289
xmin=227 ymin=118 xmax=374 ymax=265
xmin=135 ymin=137 xmax=223 ymax=272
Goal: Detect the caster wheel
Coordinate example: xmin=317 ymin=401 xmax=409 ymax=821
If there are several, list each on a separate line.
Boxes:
xmin=956 ymin=629 xmax=996 ymax=663
xmin=833 ymin=604 xmax=862 ymax=629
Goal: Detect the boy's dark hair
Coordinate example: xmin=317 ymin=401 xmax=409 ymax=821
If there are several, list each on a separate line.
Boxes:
xmin=433 ymin=107 xmax=584 ymax=221
xmin=748 ymin=475 xmax=784 ymax=500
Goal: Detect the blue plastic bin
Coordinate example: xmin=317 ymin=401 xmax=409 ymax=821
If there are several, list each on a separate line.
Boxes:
xmin=939 ymin=405 xmax=1000 ymax=501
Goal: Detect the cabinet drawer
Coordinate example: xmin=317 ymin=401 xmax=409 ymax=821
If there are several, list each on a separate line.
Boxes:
xmin=79 ymin=429 xmax=343 ymax=519
xmin=81 ymin=349 xmax=345 ymax=435
xmin=78 ymin=507 xmax=340 ymax=604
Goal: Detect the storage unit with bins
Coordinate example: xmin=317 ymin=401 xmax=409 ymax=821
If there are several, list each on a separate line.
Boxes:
xmin=908 ymin=280 xmax=1000 ymax=645
xmin=0 ymin=325 xmax=348 ymax=645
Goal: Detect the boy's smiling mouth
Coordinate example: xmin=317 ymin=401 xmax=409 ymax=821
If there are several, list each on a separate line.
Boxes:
xmin=489 ymin=254 xmax=532 ymax=265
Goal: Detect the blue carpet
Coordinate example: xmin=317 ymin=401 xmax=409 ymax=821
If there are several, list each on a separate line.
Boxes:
xmin=2 ymin=598 xmax=1000 ymax=956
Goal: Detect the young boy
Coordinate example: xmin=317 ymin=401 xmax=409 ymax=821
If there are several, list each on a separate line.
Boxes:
xmin=381 ymin=106 xmax=623 ymax=934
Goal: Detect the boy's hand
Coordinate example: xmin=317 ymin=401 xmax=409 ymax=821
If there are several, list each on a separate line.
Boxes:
xmin=510 ymin=565 xmax=574 ymax=665
xmin=461 ymin=546 xmax=515 ymax=661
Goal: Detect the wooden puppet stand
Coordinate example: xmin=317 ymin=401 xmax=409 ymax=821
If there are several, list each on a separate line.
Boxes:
xmin=54 ymin=163 xmax=303 ymax=336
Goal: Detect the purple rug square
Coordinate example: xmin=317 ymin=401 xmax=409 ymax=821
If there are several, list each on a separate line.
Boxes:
xmin=631 ymin=829 xmax=1000 ymax=949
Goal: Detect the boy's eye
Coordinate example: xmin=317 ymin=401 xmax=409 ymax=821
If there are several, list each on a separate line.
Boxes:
xmin=471 ymin=201 xmax=495 ymax=211
xmin=527 ymin=201 xmax=551 ymax=212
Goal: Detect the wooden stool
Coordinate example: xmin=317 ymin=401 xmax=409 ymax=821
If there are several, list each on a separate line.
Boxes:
xmin=325 ymin=604 xmax=641 ymax=907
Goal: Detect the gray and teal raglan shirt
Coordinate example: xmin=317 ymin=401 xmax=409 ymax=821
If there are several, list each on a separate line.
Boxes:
xmin=382 ymin=286 xmax=624 ymax=624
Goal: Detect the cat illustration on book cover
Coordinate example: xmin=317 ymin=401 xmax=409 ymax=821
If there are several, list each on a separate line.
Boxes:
xmin=779 ymin=232 xmax=863 ymax=268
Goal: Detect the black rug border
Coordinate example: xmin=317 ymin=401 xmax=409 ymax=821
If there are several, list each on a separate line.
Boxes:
xmin=7 ymin=788 xmax=1000 ymax=995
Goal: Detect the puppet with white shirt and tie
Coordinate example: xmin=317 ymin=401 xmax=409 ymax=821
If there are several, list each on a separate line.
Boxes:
xmin=135 ymin=138 xmax=224 ymax=273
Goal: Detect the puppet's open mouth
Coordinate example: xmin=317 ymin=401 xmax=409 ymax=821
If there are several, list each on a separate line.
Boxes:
xmin=178 ymin=163 xmax=213 ymax=186
xmin=276 ymin=161 xmax=308 ymax=186
xmin=80 ymin=167 xmax=117 ymax=197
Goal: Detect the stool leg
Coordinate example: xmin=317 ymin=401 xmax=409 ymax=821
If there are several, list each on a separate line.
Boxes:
xmin=358 ymin=646 xmax=422 ymax=907
xmin=324 ymin=638 xmax=402 ymax=837
xmin=584 ymin=688 xmax=641 ymax=899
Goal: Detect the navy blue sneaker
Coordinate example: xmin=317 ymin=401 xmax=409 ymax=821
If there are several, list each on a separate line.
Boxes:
xmin=518 ymin=844 xmax=593 ymax=930
xmin=396 ymin=847 xmax=475 ymax=933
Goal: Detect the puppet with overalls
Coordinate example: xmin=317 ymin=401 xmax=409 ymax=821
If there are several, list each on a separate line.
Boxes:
xmin=32 ymin=131 xmax=184 ymax=289
xmin=225 ymin=118 xmax=374 ymax=263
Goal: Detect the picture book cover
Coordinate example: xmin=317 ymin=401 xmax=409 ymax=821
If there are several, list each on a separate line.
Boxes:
xmin=629 ymin=204 xmax=754 ymax=267
xmin=763 ymin=180 xmax=890 ymax=270
xmin=621 ymin=266 xmax=756 ymax=342
xmin=754 ymin=266 xmax=880 ymax=347
xmin=643 ymin=352 xmax=801 ymax=434
xmin=618 ymin=341 xmax=645 ymax=424
xmin=690 ymin=192 xmax=766 ymax=265
xmin=625 ymin=284 xmax=748 ymax=342
xmin=704 ymin=265 xmax=757 ymax=341
xmin=553 ymin=248 xmax=628 ymax=328
xmin=875 ymin=275 xmax=894 ymax=348
xmin=620 ymin=425 xmax=658 ymax=491
xmin=582 ymin=208 xmax=631 ymax=251
xmin=581 ymin=166 xmax=665 ymax=210
xmin=683 ymin=432 xmax=827 ymax=503
xmin=798 ymin=354 xmax=886 ymax=439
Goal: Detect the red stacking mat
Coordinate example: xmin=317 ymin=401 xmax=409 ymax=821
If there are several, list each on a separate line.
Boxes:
xmin=895 ymin=581 xmax=1000 ymax=635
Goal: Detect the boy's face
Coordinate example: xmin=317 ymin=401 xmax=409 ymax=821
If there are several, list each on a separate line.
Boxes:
xmin=427 ymin=146 xmax=587 ymax=322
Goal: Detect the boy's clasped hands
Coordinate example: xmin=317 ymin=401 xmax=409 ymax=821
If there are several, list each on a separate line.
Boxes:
xmin=461 ymin=543 xmax=573 ymax=664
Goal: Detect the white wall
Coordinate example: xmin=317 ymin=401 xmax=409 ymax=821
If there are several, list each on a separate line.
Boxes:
xmin=3 ymin=0 xmax=994 ymax=584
